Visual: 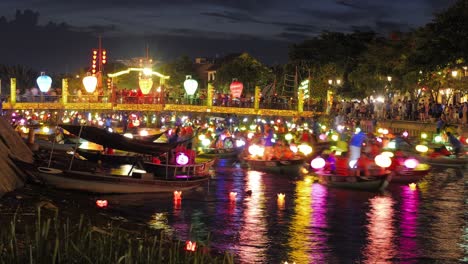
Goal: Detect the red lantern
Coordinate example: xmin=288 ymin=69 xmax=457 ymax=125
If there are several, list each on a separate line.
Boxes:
xmin=96 ymin=200 xmax=108 ymax=208
xmin=230 ymin=80 xmax=243 ymax=98
xmin=185 ymin=241 xmax=197 ymax=252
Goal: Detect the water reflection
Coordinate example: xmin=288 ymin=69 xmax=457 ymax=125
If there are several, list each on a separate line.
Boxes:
xmin=287 ymin=176 xmax=329 ymax=263
xmin=236 ymin=170 xmax=268 ymax=263
xmin=398 ymin=185 xmax=420 ymax=261
xmin=362 ymin=195 xmax=396 ymax=263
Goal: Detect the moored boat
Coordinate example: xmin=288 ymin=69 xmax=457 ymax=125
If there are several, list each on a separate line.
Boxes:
xmin=390 ymin=163 xmax=431 ymax=184
xmin=315 ymin=171 xmax=391 ymax=191
xmin=243 ymin=157 xmax=305 ymax=175
xmin=198 ymin=146 xmax=244 ymax=160
xmin=34 ymin=166 xmax=209 ymax=194
xmin=419 ymin=155 xmax=467 ymax=169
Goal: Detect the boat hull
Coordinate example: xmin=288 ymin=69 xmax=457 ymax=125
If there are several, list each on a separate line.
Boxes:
xmin=316 ymin=172 xmax=391 ymax=191
xmin=420 ymin=156 xmax=467 ymax=169
xmin=390 ymin=165 xmax=431 ymax=184
xmin=243 ymin=158 xmax=305 ymax=175
xmin=198 ymin=147 xmax=244 ymax=160
xmin=36 ymin=167 xmax=209 ymax=194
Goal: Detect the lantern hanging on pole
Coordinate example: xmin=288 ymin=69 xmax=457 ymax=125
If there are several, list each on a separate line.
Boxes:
xmin=36 ymin=72 xmax=52 ymax=93
xmin=183 ymin=75 xmax=198 ymax=96
xmin=230 ymin=79 xmax=243 ymax=98
xmin=139 ymin=77 xmax=153 ymax=95
xmin=82 ymin=73 xmax=98 ymax=94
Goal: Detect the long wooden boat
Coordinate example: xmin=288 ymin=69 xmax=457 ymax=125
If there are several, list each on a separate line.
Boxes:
xmin=60 ymin=124 xmax=190 ymax=155
xmin=76 ymin=148 xmax=142 ymax=165
xmin=243 ymin=157 xmax=305 ymax=175
xmin=11 ymin=156 xmax=209 ymax=194
xmin=315 ymin=171 xmax=391 ymax=191
xmin=390 ymin=164 xmax=431 ymax=184
xmin=35 ymin=167 xmax=209 ymax=194
xmin=420 ymin=155 xmax=467 ymax=169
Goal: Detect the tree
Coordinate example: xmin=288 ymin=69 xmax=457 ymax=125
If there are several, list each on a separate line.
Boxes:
xmin=0 ymin=64 xmax=37 ymax=94
xmin=214 ymin=53 xmax=273 ymax=95
xmin=159 ymin=56 xmax=197 ymax=97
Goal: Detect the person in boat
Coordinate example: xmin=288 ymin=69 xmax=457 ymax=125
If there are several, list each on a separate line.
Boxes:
xmin=168 ymin=126 xmax=181 ymax=144
xmin=429 ymin=145 xmax=452 ymax=158
xmin=349 ymin=129 xmax=367 ymax=163
xmin=324 ymin=150 xmax=337 ymax=173
xmin=356 ymin=152 xmax=374 ymax=176
xmin=446 ymin=132 xmax=463 ymax=157
xmin=55 ymin=128 xmax=65 ymax=144
xmin=335 ymin=151 xmax=349 ymax=176
xmin=264 ymin=125 xmax=275 ymax=160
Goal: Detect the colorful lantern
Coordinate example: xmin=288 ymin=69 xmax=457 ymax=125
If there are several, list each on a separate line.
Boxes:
xmin=230 ymin=79 xmax=243 ymax=98
xmin=415 ymin=145 xmax=428 ymax=153
xmin=176 ymin=152 xmax=189 ymax=165
xmin=409 ymin=183 xmax=417 ymax=191
xmin=185 ymin=241 xmax=197 ymax=252
xmin=375 ymin=154 xmax=391 ymax=168
xmin=95 ymin=200 xmax=108 ymax=208
xmin=139 ymin=77 xmax=153 ymax=95
xmin=174 ymin=190 xmax=182 ymax=200
xmin=311 ymin=157 xmax=326 ymax=170
xmin=229 ymin=192 xmax=237 ymax=201
xmin=36 ymin=72 xmax=52 ymax=93
xmin=183 ymin=75 xmax=198 ymax=96
xmin=404 ymin=158 xmax=419 ymax=169
xmin=83 ymin=74 xmax=98 ymax=93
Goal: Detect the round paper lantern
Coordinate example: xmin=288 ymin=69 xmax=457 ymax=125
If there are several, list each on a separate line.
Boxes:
xmin=36 ymin=72 xmax=52 ymax=93
xmin=404 ymin=158 xmax=419 ymax=169
xmin=183 ymin=75 xmax=198 ymax=96
xmin=176 ymin=152 xmax=189 ymax=165
xmin=375 ymin=154 xmax=392 ymax=168
xmin=311 ymin=157 xmax=326 ymax=170
xmin=230 ymin=79 xmax=243 ymax=98
xmin=139 ymin=77 xmax=153 ymax=95
xmin=82 ymin=74 xmax=98 ymax=93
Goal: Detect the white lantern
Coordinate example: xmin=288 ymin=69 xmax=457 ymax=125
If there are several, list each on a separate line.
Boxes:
xmin=375 ymin=154 xmax=392 ymax=168
xmin=183 ymin=75 xmax=198 ymax=96
xmin=82 ymin=74 xmax=98 ymax=93
xmin=36 ymin=72 xmax=52 ymax=93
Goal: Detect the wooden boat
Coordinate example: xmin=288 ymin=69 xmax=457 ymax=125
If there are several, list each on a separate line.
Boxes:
xmin=35 ymin=167 xmax=209 ymax=194
xmin=60 ymin=124 xmax=190 ymax=156
xmin=11 ymin=156 xmax=209 ymax=194
xmin=390 ymin=164 xmax=431 ymax=184
xmin=243 ymin=157 xmax=305 ymax=175
xmin=420 ymin=155 xmax=467 ymax=169
xmin=315 ymin=171 xmax=391 ymax=192
xmin=76 ymin=148 xmax=142 ymax=165
xmin=198 ymin=146 xmax=244 ymax=160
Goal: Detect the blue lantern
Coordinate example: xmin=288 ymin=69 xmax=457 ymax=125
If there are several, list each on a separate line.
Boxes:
xmin=36 ymin=72 xmax=52 ymax=93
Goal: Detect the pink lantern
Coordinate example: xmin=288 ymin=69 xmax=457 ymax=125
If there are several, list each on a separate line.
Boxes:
xmin=230 ymin=79 xmax=243 ymax=98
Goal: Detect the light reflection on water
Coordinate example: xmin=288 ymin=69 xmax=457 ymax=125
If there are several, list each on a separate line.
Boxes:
xmin=98 ymin=167 xmax=466 ymax=263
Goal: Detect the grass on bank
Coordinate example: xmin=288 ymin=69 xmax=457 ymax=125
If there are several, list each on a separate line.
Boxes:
xmin=0 ymin=208 xmax=234 ymax=264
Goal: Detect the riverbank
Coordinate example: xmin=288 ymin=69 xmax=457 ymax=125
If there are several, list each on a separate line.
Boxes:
xmin=0 ymin=183 xmax=233 ymax=264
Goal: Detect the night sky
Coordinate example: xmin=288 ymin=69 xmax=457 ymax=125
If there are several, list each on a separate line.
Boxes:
xmin=0 ymin=0 xmax=456 ymax=73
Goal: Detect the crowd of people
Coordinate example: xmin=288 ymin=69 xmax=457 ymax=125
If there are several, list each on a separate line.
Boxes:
xmin=330 ymin=99 xmax=468 ymax=127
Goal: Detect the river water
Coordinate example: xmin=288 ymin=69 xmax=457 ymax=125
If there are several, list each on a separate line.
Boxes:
xmin=85 ymin=164 xmax=467 ymax=264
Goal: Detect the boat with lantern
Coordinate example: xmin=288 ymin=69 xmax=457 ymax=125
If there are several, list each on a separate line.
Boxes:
xmin=13 ymin=158 xmax=209 ymax=194
xmin=390 ymin=164 xmax=431 ymax=183
xmin=12 ymin=140 xmax=212 ymax=194
xmin=309 ymin=153 xmax=393 ymax=191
